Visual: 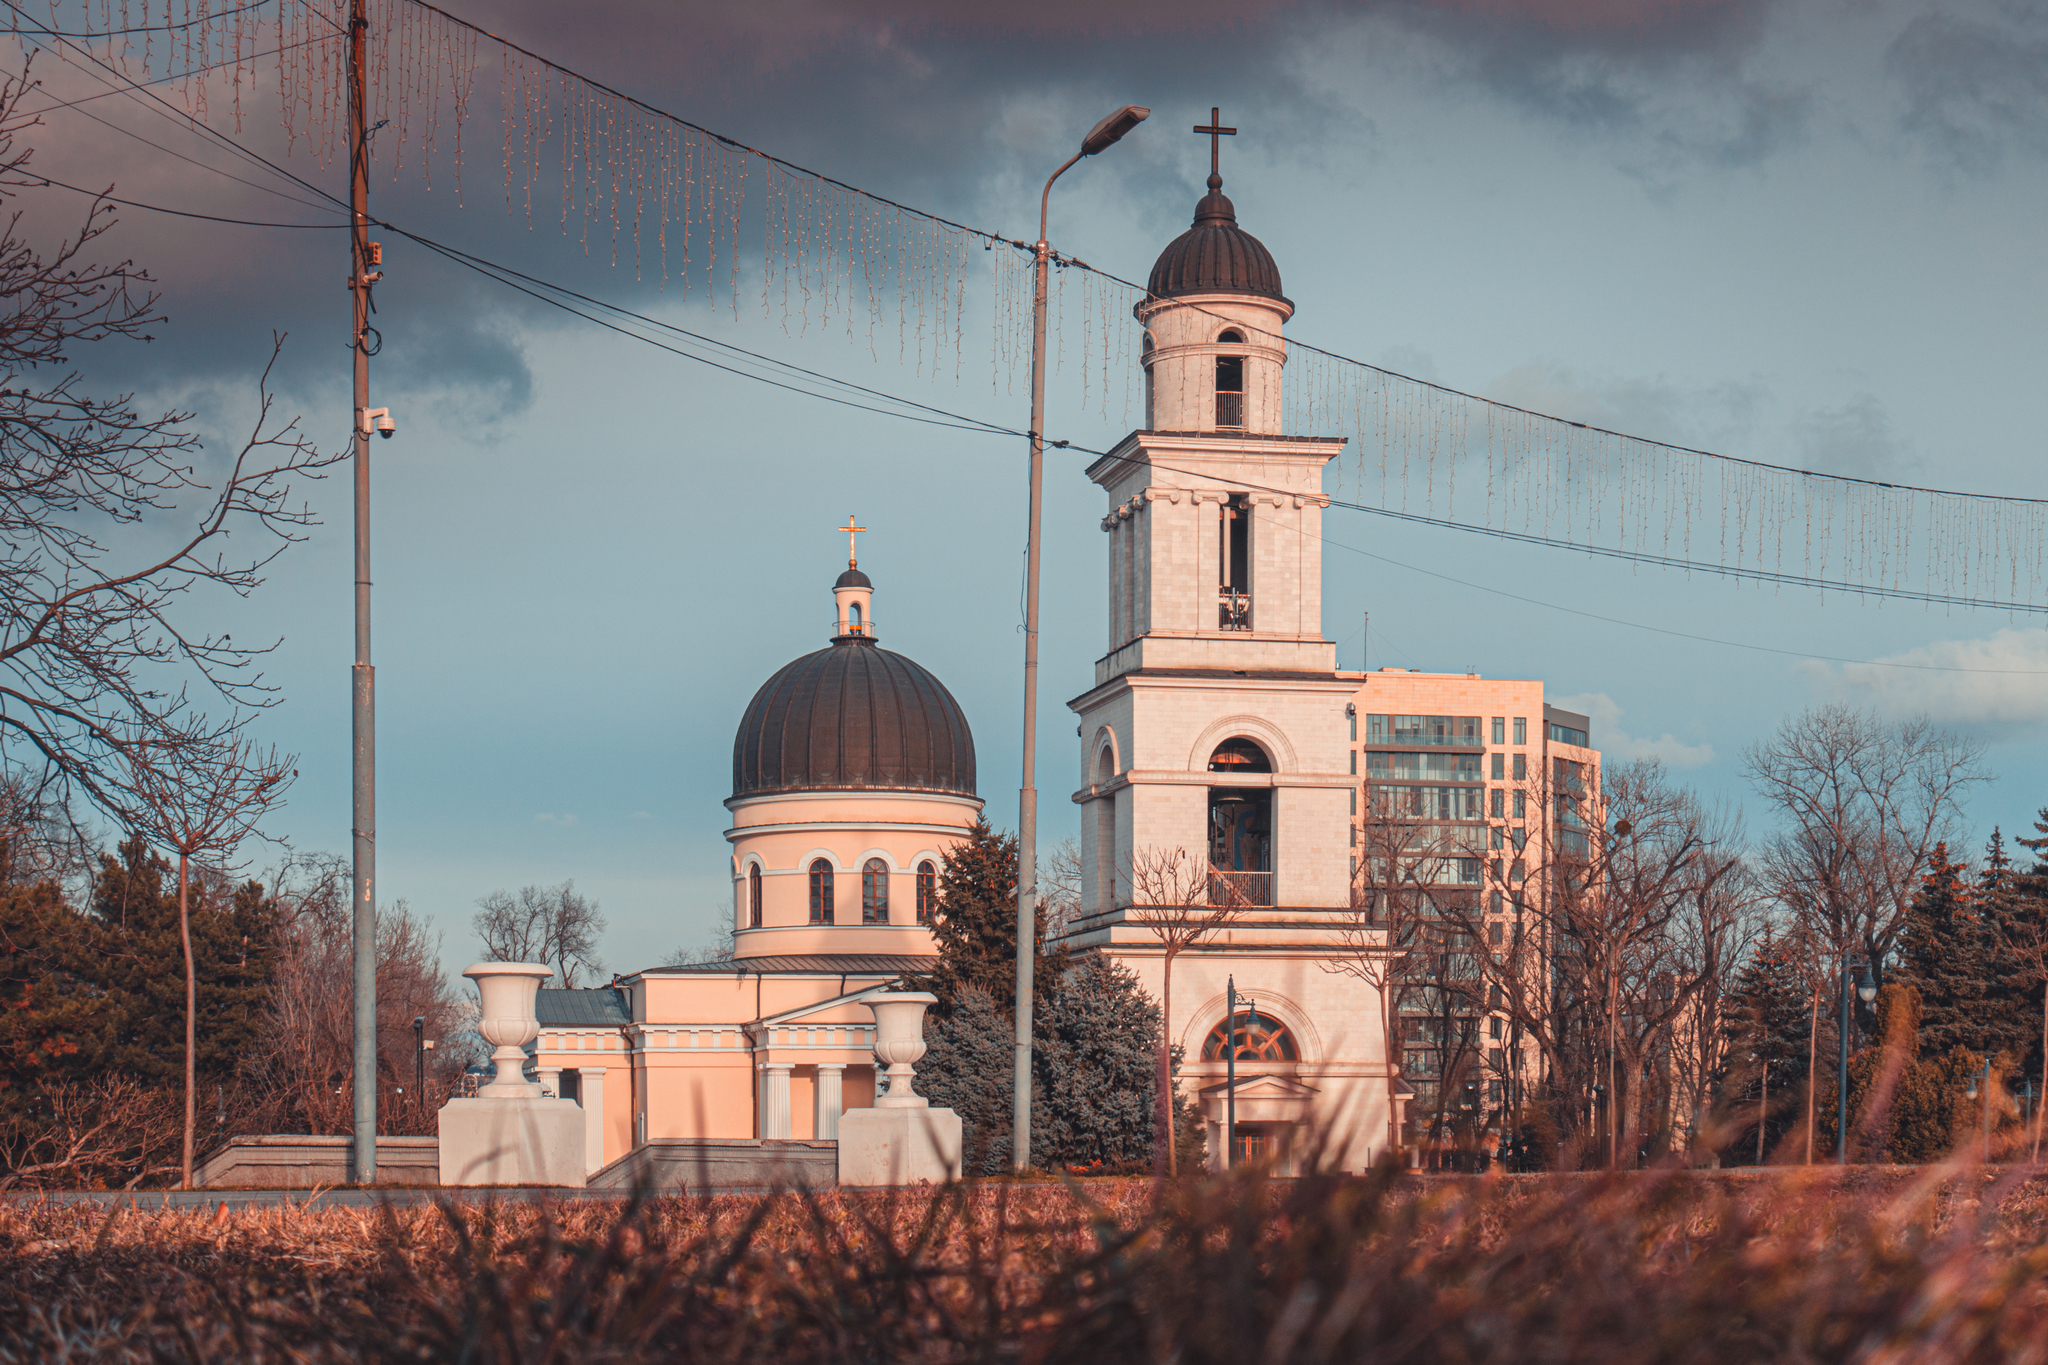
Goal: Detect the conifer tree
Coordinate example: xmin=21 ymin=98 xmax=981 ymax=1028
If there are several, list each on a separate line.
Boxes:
xmin=1720 ymin=925 xmax=1812 ymax=1164
xmin=1893 ymin=845 xmax=1999 ymax=1058
xmin=910 ymin=819 xmax=1064 ymax=1018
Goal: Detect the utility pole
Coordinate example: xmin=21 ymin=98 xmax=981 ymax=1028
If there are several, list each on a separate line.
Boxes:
xmin=347 ymin=0 xmax=378 ymax=1185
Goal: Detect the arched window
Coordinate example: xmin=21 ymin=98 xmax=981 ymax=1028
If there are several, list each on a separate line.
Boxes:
xmin=1217 ymin=328 xmax=1244 ymax=343
xmin=1209 ymin=737 xmax=1273 ymax=773
xmin=808 ymin=859 xmax=835 ymax=924
xmin=748 ymin=864 xmax=763 ymax=928
xmin=849 ymin=602 xmax=863 ymax=631
xmin=862 ymin=858 xmax=889 ymax=924
xmin=916 ymin=861 xmax=937 ymax=923
xmin=1202 ymin=1012 xmax=1299 ymax=1062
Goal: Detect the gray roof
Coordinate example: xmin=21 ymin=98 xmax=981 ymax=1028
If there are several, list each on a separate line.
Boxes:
xmin=647 ymin=954 xmax=937 ymax=977
xmin=535 ymin=987 xmax=631 ymax=1027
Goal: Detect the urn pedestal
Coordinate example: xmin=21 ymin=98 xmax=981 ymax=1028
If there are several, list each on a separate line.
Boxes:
xmin=837 ymin=991 xmax=962 ymax=1186
xmin=438 ymin=963 xmax=585 ymax=1187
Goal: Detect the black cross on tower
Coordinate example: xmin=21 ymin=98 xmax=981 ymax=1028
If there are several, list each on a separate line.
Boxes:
xmin=1193 ymin=106 xmax=1236 ymax=189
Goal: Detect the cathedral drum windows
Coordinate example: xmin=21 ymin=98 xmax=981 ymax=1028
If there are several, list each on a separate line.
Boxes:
xmin=915 ymin=861 xmax=937 ymax=924
xmin=808 ymin=859 xmax=835 ymax=925
xmin=862 ymin=858 xmax=890 ymax=924
xmin=748 ymin=864 xmax=763 ymax=928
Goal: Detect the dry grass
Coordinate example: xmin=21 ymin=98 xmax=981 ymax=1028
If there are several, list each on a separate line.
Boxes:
xmin=3 ymin=1163 xmax=2048 ymax=1362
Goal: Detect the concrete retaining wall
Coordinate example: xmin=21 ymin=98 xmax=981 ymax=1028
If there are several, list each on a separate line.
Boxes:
xmin=196 ymin=1135 xmax=441 ymax=1188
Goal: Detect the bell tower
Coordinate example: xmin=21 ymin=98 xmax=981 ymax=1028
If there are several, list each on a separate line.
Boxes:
xmin=1070 ymin=115 xmax=1354 ymax=931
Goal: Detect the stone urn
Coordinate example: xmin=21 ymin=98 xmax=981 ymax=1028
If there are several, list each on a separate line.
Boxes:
xmin=867 ymin=990 xmax=937 ymax=1109
xmin=464 ymin=962 xmax=553 ymax=1098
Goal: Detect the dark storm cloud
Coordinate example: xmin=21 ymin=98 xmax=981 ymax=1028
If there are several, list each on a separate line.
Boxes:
xmin=1888 ymin=4 xmax=2048 ymax=172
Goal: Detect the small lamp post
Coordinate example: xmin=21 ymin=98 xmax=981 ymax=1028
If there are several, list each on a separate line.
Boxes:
xmin=1836 ymin=958 xmax=1878 ymax=1163
xmin=1966 ymin=1056 xmax=1994 ymax=1162
xmin=412 ymin=1015 xmax=426 ymax=1115
xmin=1224 ymin=976 xmax=1259 ymax=1171
xmin=1751 ymin=1053 xmax=1772 ymax=1166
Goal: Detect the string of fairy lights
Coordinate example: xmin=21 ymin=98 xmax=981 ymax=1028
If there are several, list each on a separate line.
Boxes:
xmin=11 ymin=0 xmax=2045 ymax=616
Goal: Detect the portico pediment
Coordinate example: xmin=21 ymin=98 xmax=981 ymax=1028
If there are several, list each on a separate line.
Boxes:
xmin=1197 ymin=1072 xmax=1318 ymax=1124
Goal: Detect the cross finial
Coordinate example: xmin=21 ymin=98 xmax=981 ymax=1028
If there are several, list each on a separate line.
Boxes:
xmin=838 ymin=513 xmax=867 ymax=568
xmin=1193 ymin=106 xmax=1236 ymax=188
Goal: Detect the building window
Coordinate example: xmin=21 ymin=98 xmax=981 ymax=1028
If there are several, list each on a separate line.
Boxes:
xmin=1491 ymin=716 xmax=1505 ymax=744
xmin=1490 ymin=890 xmax=1503 ymax=915
xmin=1513 ymin=717 xmax=1527 ymax=745
xmin=1490 ymin=788 xmax=1504 ymax=817
xmin=1215 ymin=331 xmax=1245 ymax=428
xmin=1202 ymin=1011 xmax=1299 ymax=1061
xmin=1510 ymin=858 xmax=1526 ymax=883
xmin=1491 ymin=753 xmax=1504 ymax=780
xmin=861 ymin=858 xmax=889 ymax=924
xmin=1511 ymin=827 xmax=1527 ymax=851
xmin=1489 ymin=922 xmax=1504 ymax=945
xmin=1512 ymin=753 xmax=1527 ymax=780
xmin=748 ymin=864 xmax=762 ymax=928
xmin=1512 ymin=790 xmax=1526 ymax=819
xmin=1548 ymin=720 xmax=1588 ymax=747
xmin=916 ymin=861 xmax=937 ymax=923
xmin=808 ymin=859 xmax=835 ymax=924
xmin=1209 ymin=738 xmax=1272 ymax=773
xmin=1490 ymin=1015 xmax=1504 ymax=1040
xmin=848 ymin=602 xmax=863 ymax=632
xmin=1490 ymin=826 xmax=1504 ymax=851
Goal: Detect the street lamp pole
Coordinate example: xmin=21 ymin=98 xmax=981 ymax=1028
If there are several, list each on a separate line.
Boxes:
xmin=1013 ymin=103 xmax=1148 ymax=1172
xmin=1836 ymin=956 xmax=1876 ymax=1163
xmin=1225 ymin=975 xmax=1238 ymax=1169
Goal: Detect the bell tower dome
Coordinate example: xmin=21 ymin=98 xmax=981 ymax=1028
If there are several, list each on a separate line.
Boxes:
xmin=1138 ymin=113 xmax=1293 ymax=435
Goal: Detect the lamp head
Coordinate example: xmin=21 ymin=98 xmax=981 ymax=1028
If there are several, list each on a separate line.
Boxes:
xmin=1081 ymin=104 xmax=1150 ymax=156
xmin=1858 ymin=968 xmax=1877 ymax=1004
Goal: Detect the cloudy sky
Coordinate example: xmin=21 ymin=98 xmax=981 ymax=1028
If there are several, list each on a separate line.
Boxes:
xmin=18 ymin=0 xmax=2048 ymax=972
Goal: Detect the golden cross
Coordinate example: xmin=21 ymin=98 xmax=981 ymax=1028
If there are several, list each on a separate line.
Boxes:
xmin=839 ymin=514 xmax=866 ymax=567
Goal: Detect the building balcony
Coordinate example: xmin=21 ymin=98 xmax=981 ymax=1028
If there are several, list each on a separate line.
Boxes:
xmin=1207 ymin=869 xmax=1273 ymax=907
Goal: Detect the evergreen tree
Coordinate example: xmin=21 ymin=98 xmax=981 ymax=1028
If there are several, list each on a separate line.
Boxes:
xmin=86 ymin=838 xmax=277 ymax=1089
xmin=1893 ymin=844 xmax=1998 ymax=1058
xmin=909 ymin=819 xmax=1065 ymax=1018
xmin=919 ymin=956 xmax=1200 ymax=1175
xmin=0 ymin=879 xmax=112 ymax=1113
xmin=1719 ymin=925 xmax=1813 ymax=1164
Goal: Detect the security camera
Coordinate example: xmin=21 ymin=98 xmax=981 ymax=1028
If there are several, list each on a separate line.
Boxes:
xmin=374 ymin=412 xmax=395 ymax=439
xmin=358 ymin=406 xmax=396 ymax=440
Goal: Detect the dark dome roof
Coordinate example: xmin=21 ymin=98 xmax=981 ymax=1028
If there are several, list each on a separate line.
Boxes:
xmin=732 ymin=638 xmax=976 ymax=800
xmin=1146 ymin=178 xmax=1287 ymax=306
xmin=835 ymin=566 xmax=872 ymax=589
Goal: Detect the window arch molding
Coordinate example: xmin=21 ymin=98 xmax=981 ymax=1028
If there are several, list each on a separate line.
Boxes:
xmin=1183 ymin=990 xmax=1320 ymax=1063
xmin=1215 ymin=326 xmax=1246 ymax=344
xmin=1185 ymin=715 xmax=1297 ymax=774
xmin=1092 ymin=725 xmax=1122 ymax=785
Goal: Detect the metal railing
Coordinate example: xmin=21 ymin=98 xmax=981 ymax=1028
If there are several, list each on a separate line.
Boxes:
xmin=1216 ymin=390 xmax=1244 ymax=427
xmin=1208 ymin=869 xmax=1273 ymax=906
xmin=1219 ymin=590 xmax=1252 ymax=631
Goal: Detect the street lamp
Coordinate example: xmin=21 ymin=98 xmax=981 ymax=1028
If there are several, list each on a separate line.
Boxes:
xmin=1224 ymin=975 xmax=1257 ymax=1170
xmin=1966 ymin=1056 xmax=1993 ymax=1161
xmin=1013 ymin=102 xmax=1149 ymax=1173
xmin=1836 ymin=958 xmax=1877 ymax=1163
xmin=1750 ymin=1053 xmax=1771 ymax=1166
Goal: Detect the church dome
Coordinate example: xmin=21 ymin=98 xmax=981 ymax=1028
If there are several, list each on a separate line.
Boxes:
xmin=835 ymin=566 xmax=872 ymax=589
xmin=731 ymin=637 xmax=976 ymax=800
xmin=1146 ymin=177 xmax=1287 ymax=306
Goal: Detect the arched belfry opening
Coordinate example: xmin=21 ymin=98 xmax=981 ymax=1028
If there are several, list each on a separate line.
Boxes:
xmin=1096 ymin=745 xmax=1119 ymax=911
xmin=1208 ymin=738 xmax=1272 ymax=905
xmin=1219 ymin=493 xmax=1252 ymax=630
xmin=1215 ymin=329 xmax=1245 ymax=429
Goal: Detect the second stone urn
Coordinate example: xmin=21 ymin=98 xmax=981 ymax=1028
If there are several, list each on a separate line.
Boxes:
xmin=468 ymin=962 xmax=554 ymax=1098
xmin=868 ymin=990 xmax=937 ymax=1108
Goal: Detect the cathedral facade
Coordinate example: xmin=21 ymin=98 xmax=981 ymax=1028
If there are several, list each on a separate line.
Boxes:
xmin=532 ymin=161 xmax=1597 ymax=1179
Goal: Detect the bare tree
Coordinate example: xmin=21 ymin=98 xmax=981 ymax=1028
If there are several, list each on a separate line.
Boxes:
xmin=0 ymin=1075 xmax=181 ymax=1191
xmin=1038 ymin=837 xmax=1083 ymax=944
xmin=1320 ymin=792 xmax=1466 ymax=1160
xmin=242 ymin=853 xmax=473 ymax=1136
xmin=1745 ymin=705 xmax=1988 ymax=973
xmin=1125 ymin=845 xmax=1247 ymax=1177
xmin=0 ymin=64 xmax=335 ymax=829
xmin=2000 ymin=911 xmax=2048 ymax=1162
xmin=125 ymin=729 xmax=292 ymax=1187
xmin=473 ymin=881 xmax=607 ymax=987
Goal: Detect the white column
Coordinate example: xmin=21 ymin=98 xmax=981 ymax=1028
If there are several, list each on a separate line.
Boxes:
xmin=814 ymin=1064 xmax=845 ymax=1140
xmin=760 ymin=1062 xmax=792 ymax=1139
xmin=579 ymin=1065 xmax=608 ymax=1175
xmin=535 ymin=1065 xmax=561 ymax=1099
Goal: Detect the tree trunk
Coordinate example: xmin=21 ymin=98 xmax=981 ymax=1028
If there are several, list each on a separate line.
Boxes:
xmin=1806 ymin=981 xmax=1820 ymax=1165
xmin=1381 ymin=979 xmax=1399 ymax=1163
xmin=179 ymin=850 xmax=196 ymax=1191
xmin=1157 ymin=949 xmax=1176 ymax=1178
xmin=2036 ymin=983 xmax=2046 ymax=1163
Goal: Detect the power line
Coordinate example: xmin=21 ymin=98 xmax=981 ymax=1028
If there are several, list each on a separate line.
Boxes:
xmin=22 ymin=36 xmax=319 ymax=115
xmin=25 ymin=171 xmax=344 ymax=227
xmin=6 ymin=0 xmax=272 ymax=38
